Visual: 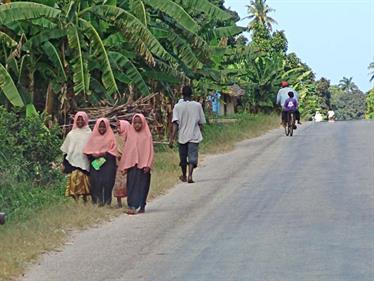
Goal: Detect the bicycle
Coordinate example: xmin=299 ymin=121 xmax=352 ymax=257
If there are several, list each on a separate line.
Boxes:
xmin=284 ymin=111 xmax=296 ymax=137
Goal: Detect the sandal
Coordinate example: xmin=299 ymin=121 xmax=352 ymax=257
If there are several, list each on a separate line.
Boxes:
xmin=126 ymin=208 xmax=136 ymax=215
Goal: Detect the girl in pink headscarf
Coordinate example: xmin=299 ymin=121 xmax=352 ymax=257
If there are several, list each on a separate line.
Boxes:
xmin=83 ymin=118 xmax=117 ymax=206
xmin=61 ymin=112 xmax=92 ymax=201
xmin=113 ymin=120 xmax=131 ymax=208
xmin=119 ymin=114 xmax=154 ymax=214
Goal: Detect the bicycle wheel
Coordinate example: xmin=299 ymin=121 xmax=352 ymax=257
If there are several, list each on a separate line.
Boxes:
xmin=289 ymin=113 xmax=294 ymax=137
xmin=285 ymin=121 xmax=290 ymax=136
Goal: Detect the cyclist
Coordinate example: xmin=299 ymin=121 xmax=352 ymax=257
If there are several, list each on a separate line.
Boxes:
xmin=283 ymin=91 xmax=298 ymax=127
xmin=276 ymin=81 xmax=301 ymax=125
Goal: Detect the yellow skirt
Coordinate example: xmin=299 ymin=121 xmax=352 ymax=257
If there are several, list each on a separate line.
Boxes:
xmin=65 ymin=170 xmax=90 ymax=197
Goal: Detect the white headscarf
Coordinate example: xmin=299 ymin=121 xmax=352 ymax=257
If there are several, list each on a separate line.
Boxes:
xmin=61 ymin=112 xmax=92 ymax=171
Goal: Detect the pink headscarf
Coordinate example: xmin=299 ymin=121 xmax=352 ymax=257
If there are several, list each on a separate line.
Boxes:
xmin=83 ymin=118 xmax=117 ymax=156
xmin=119 ymin=114 xmax=154 ymax=170
xmin=118 ymin=120 xmax=131 ymax=139
xmin=72 ymin=111 xmax=89 ymax=129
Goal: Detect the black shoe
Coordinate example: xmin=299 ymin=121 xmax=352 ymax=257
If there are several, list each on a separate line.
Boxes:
xmin=298 ymin=121 xmax=302 ymax=125
xmin=293 ymin=125 xmax=297 ymax=130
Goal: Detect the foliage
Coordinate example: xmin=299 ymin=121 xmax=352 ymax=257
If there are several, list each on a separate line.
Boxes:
xmin=298 ymin=84 xmax=320 ymax=120
xmin=315 ymin=78 xmax=331 ymax=111
xmin=0 ymin=0 xmax=240 ymax=116
xmin=365 ymin=88 xmax=374 ymax=119
xmin=240 ymin=55 xmax=285 ymax=111
xmin=0 ymin=0 xmax=325 ymax=121
xmin=245 ymin=0 xmax=277 ymax=31
xmin=0 ymin=106 xmax=61 ymax=183
xmin=0 ymin=174 xmax=64 ymax=222
xmin=330 ymin=86 xmax=366 ymax=120
xmin=338 ymin=77 xmax=358 ymax=93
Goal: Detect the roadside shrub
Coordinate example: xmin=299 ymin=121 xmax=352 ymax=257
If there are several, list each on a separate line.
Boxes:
xmin=0 ymin=106 xmax=64 ymax=220
xmin=0 ymin=106 xmax=62 ymax=183
xmin=0 ymin=171 xmax=65 ymax=221
xmin=0 ymin=107 xmax=23 ymax=173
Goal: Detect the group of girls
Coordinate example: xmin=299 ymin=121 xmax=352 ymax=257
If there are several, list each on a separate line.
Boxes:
xmin=60 ymin=111 xmax=154 ymax=215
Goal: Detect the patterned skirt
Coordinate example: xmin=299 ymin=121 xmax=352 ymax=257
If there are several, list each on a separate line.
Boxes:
xmin=65 ymin=169 xmax=90 ymax=197
xmin=113 ymin=169 xmax=127 ymax=198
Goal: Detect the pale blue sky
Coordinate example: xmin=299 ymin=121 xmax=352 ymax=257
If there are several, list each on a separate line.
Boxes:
xmin=224 ymin=0 xmax=374 ymax=92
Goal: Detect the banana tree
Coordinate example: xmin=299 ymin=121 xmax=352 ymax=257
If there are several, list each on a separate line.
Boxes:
xmin=0 ymin=1 xmax=245 ymax=112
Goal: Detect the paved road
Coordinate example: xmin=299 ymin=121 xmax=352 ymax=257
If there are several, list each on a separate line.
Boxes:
xmin=23 ymin=121 xmax=374 ymax=281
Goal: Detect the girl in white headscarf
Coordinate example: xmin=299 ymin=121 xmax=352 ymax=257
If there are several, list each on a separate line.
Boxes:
xmin=61 ymin=112 xmax=92 ymax=201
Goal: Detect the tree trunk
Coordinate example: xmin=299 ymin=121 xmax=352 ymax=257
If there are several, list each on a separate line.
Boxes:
xmin=29 ymin=70 xmax=35 ymax=103
xmin=127 ymin=84 xmax=134 ymax=103
xmin=45 ymin=82 xmax=55 ymax=116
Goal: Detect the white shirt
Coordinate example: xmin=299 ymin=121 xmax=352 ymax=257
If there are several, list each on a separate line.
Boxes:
xmin=328 ymin=111 xmax=335 ymax=118
xmin=276 ymin=87 xmax=299 ymax=107
xmin=172 ymin=101 xmax=206 ymax=144
xmin=315 ymin=112 xmax=323 ymax=122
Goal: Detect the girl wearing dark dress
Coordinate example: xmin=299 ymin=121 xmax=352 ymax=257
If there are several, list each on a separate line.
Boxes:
xmin=119 ymin=114 xmax=154 ymax=215
xmin=83 ymin=118 xmax=117 ymax=206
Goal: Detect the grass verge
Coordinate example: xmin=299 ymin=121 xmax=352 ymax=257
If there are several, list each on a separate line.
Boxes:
xmin=0 ymin=113 xmax=279 ymax=281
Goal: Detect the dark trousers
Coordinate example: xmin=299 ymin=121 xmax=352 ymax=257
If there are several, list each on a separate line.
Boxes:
xmin=127 ymin=167 xmax=151 ymax=209
xmin=282 ymin=110 xmax=300 ymax=123
xmin=89 ymin=154 xmax=116 ymax=205
xmin=178 ymin=142 xmax=199 ymax=169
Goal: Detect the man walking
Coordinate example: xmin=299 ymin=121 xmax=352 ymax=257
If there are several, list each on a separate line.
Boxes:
xmin=169 ymin=86 xmax=206 ymax=183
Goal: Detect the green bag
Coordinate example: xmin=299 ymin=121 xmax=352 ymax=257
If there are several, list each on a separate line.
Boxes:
xmin=91 ymin=157 xmax=106 ymax=171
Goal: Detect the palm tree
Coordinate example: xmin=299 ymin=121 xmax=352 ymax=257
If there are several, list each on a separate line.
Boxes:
xmin=339 ymin=77 xmax=358 ymax=93
xmin=245 ymin=0 xmax=277 ymax=31
xmin=368 ymin=62 xmax=374 ymax=82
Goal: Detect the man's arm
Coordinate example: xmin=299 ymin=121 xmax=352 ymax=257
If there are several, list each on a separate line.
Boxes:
xmin=199 ymin=104 xmax=206 ymax=126
xmin=169 ymin=105 xmax=179 ymax=148
xmin=276 ymin=91 xmax=281 ymax=106
xmin=169 ymin=122 xmax=178 ymax=148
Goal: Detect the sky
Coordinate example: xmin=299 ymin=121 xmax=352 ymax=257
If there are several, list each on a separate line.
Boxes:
xmin=224 ymin=0 xmax=374 ymax=92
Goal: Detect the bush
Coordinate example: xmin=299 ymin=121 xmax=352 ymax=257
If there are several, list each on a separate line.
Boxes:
xmin=0 ymin=107 xmax=62 ymax=183
xmin=0 ymin=108 xmax=23 ymax=172
xmin=0 ymin=107 xmax=64 ymax=220
xmin=0 ymin=172 xmax=65 ymax=221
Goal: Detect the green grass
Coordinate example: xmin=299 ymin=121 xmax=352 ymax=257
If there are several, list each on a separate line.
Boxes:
xmin=0 ymin=178 xmax=65 ymax=223
xmin=0 ymin=113 xmax=279 ymax=281
xmin=201 ymin=113 xmax=279 ymax=153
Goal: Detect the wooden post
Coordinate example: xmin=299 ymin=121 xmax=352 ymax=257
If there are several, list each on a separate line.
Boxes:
xmin=45 ymin=82 xmax=55 ymax=116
